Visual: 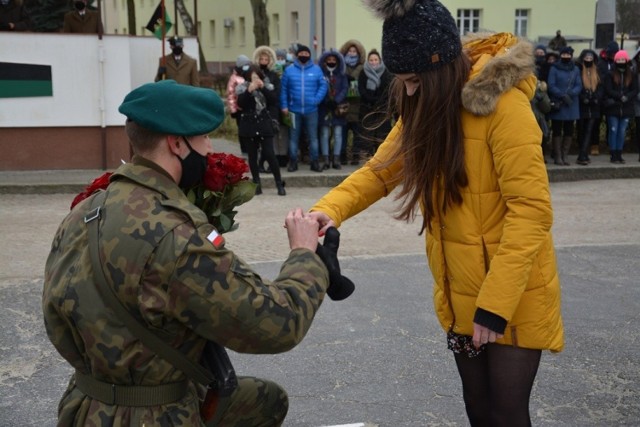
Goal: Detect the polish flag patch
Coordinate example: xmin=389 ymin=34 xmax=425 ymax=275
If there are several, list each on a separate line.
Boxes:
xmin=207 ymin=230 xmax=225 ymax=249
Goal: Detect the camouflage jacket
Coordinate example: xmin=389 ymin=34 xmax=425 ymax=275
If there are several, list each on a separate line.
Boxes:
xmin=43 ymin=157 xmax=329 ymax=426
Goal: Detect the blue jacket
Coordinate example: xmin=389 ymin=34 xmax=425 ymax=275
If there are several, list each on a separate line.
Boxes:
xmin=280 ymin=59 xmax=328 ymax=114
xmin=548 ymin=61 xmax=582 ymax=121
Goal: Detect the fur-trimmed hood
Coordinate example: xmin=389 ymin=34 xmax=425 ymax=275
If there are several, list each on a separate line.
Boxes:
xmin=461 ymin=33 xmax=536 ymax=116
xmin=253 ymin=45 xmax=277 ymax=69
xmin=339 ymin=39 xmax=366 ymax=65
xmin=318 ymin=49 xmax=347 ymax=75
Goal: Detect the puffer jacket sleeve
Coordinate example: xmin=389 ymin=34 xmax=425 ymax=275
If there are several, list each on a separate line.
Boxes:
xmin=310 ymin=122 xmax=404 ymax=226
xmin=313 ymin=69 xmax=329 ymax=106
xmin=475 ymin=85 xmax=553 ymax=322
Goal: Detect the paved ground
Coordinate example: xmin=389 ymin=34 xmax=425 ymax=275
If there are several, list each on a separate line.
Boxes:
xmin=1 ymin=149 xmax=639 ymax=425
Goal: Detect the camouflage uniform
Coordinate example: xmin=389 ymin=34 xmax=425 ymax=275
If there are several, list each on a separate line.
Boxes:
xmin=43 ymin=156 xmax=329 ymax=426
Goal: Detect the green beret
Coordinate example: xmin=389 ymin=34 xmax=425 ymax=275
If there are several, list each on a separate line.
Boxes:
xmin=118 ymin=80 xmax=225 ymax=136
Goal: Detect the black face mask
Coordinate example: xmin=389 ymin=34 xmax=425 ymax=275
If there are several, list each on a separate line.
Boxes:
xmin=259 ymin=64 xmax=269 ymax=70
xmin=297 ymin=56 xmax=310 ymax=64
xmin=75 ymin=1 xmax=86 ymax=11
xmin=178 ymin=138 xmax=207 ymax=189
xmin=560 ymin=57 xmax=572 ymax=64
xmin=172 ymin=47 xmax=183 ymax=56
xmin=326 ymin=62 xmax=337 ymax=68
xmin=583 ymin=60 xmax=594 ymax=68
xmin=535 ymin=56 xmax=546 ymax=66
xmin=616 ymin=64 xmax=627 ymax=73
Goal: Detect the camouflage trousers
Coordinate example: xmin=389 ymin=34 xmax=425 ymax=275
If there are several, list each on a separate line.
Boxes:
xmin=207 ymin=376 xmax=288 ymax=427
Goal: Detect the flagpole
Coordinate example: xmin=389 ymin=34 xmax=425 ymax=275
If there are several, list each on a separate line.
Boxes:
xmin=160 ymin=0 xmax=166 ymax=79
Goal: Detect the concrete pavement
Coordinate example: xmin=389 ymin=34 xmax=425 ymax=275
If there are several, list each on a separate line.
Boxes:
xmin=1 ymin=141 xmax=639 ymax=425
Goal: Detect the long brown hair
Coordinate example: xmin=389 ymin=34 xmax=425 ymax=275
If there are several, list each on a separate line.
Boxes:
xmin=581 ymin=64 xmax=599 ymax=91
xmin=612 ymin=64 xmax=633 ymax=87
xmin=382 ymin=54 xmax=470 ymax=234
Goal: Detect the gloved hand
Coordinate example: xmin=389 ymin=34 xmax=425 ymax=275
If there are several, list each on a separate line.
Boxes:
xmin=326 ymin=99 xmax=337 ymax=111
xmin=315 ymin=227 xmax=355 ymax=301
xmin=0 ymin=23 xmax=11 ymax=31
xmin=562 ymin=94 xmax=573 ymax=106
xmin=157 ymin=66 xmax=167 ymax=77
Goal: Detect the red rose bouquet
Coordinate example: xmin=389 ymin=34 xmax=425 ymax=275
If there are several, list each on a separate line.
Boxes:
xmin=184 ymin=152 xmax=257 ymax=234
xmin=71 ymin=153 xmax=256 ymax=234
xmin=70 ymin=172 xmax=113 ymax=209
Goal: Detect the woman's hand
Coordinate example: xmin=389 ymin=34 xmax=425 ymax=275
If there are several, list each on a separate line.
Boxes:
xmin=307 ymin=211 xmax=336 ymax=237
xmin=285 ymin=208 xmax=320 ymax=252
xmin=472 ymin=323 xmax=504 ymax=349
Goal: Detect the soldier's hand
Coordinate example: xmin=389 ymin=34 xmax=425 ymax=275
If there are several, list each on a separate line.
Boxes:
xmin=157 ymin=66 xmax=167 ymax=77
xmin=285 ymin=208 xmax=319 ymax=252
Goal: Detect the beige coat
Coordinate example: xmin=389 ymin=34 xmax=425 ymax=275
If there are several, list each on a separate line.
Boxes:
xmin=156 ymin=53 xmax=199 ymax=87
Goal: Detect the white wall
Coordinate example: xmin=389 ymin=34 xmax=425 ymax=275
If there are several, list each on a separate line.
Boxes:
xmin=0 ymin=33 xmax=199 ymax=129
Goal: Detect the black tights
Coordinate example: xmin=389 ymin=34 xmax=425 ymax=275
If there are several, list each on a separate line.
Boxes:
xmin=241 ymin=136 xmax=282 ymax=184
xmin=454 ymin=344 xmax=541 ymax=427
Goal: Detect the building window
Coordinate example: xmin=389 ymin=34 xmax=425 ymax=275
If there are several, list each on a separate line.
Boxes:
xmin=456 ymin=9 xmax=480 ymax=35
xmin=291 ymin=11 xmax=299 ymax=42
xmin=272 ymin=13 xmax=280 ymax=43
xmin=515 ymin=9 xmax=528 ymax=37
xmin=239 ymin=17 xmax=246 ymax=46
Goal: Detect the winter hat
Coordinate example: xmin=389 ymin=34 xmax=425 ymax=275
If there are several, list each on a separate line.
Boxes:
xmin=605 ymin=41 xmax=620 ymax=57
xmin=363 ymin=0 xmax=462 ymax=74
xmin=235 ymin=54 xmax=251 ymax=68
xmin=559 ymin=46 xmax=574 ymax=56
xmin=534 ymin=44 xmax=547 ymax=54
xmin=614 ymin=50 xmax=630 ymax=62
xmin=296 ymin=44 xmax=311 ymax=55
xmin=275 ymin=48 xmax=287 ymax=58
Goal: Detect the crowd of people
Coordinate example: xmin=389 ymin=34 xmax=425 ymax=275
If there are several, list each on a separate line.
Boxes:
xmin=534 ymin=36 xmax=640 ymax=165
xmin=225 ymin=39 xmax=395 ymax=192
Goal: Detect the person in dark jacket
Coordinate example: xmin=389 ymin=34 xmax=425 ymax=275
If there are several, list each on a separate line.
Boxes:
xmin=62 ymin=0 xmax=103 ymax=34
xmin=253 ymin=45 xmax=284 ymax=173
xmin=592 ymin=41 xmax=621 ymax=156
xmin=357 ymin=49 xmax=394 ymax=159
xmin=280 ymin=45 xmax=328 ymax=172
xmin=576 ymin=49 xmax=604 ymax=165
xmin=633 ymin=47 xmax=640 ymax=162
xmin=0 ymin=0 xmax=29 ymax=31
xmin=548 ymin=46 xmax=582 ymax=165
xmin=603 ymin=50 xmax=638 ymax=164
xmin=318 ymin=50 xmax=349 ymax=170
xmin=534 ymin=44 xmax=547 ymax=80
xmin=237 ymin=64 xmax=286 ymax=195
xmin=339 ymin=39 xmax=367 ymax=165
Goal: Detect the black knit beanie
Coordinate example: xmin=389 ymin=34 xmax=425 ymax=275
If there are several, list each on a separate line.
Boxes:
xmin=296 ymin=44 xmax=311 ymax=55
xmin=363 ymin=0 xmax=462 ymax=74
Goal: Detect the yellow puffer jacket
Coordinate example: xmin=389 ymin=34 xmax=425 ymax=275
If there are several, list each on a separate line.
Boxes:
xmin=311 ymin=33 xmax=564 ymax=352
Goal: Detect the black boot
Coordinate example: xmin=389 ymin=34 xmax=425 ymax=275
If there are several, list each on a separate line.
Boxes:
xmin=287 ymin=160 xmax=298 ymax=172
xmin=561 ymin=136 xmax=572 ymax=166
xmin=332 ymin=155 xmax=342 ymax=170
xmin=276 ymin=181 xmax=286 ymax=196
xmin=552 ymin=136 xmax=563 ymax=165
xmin=322 ymin=156 xmax=330 ymax=170
xmin=618 ymin=150 xmax=626 ymax=164
xmin=310 ymin=160 xmax=322 ymax=172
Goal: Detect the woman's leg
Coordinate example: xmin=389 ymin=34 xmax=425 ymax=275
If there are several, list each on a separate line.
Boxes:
xmin=551 ymin=120 xmax=563 ymax=165
xmin=259 ymin=137 xmax=283 ymax=184
xmin=243 ymin=137 xmax=260 ymax=184
xmin=486 ymin=344 xmax=542 ymax=427
xmin=454 ymin=352 xmax=491 ymax=426
xmin=617 ymin=117 xmax=630 ymax=163
xmin=607 ymin=116 xmax=620 ymax=162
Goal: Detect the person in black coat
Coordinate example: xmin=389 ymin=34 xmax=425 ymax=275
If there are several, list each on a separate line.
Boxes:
xmin=357 ymin=49 xmax=394 ymax=160
xmin=602 ymin=50 xmax=638 ymax=164
xmin=236 ymin=64 xmax=286 ymax=195
xmin=576 ymin=49 xmax=604 ymax=165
